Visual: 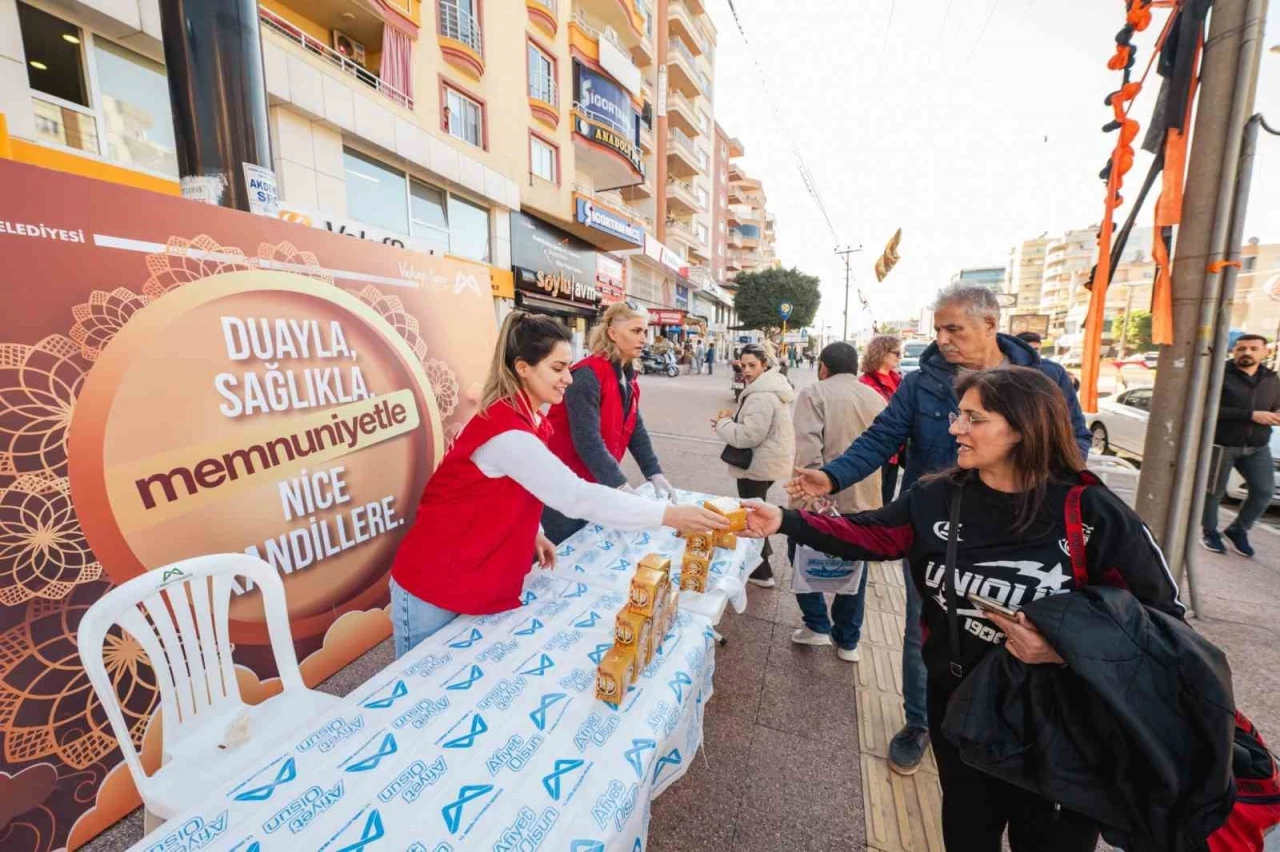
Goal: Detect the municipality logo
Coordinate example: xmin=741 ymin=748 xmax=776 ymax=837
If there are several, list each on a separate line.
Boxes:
xmin=446 ymin=665 xmax=484 ymax=691
xmin=668 ymin=671 xmax=692 ymax=704
xmin=442 ymin=784 xmax=494 ymax=833
xmin=557 ymin=544 xmax=576 ymax=557
xmin=520 ymin=653 xmax=556 ymax=677
xmin=587 ymin=643 xmax=612 ymax=665
xmin=522 ymin=591 xmax=538 ymax=605
xmin=361 ymin=679 xmax=409 ymax=710
xmin=630 ymin=532 xmax=652 ymax=547
xmin=233 ymin=757 xmax=296 ymax=801
xmin=607 ymin=558 xmax=632 ymax=572
xmin=623 ymin=738 xmax=656 ymax=778
xmin=514 ymin=618 xmax=545 ymax=636
xmin=345 ymin=733 xmax=398 ymax=773
xmin=599 ymin=540 xmax=615 ymax=551
xmin=652 ymin=748 xmax=682 ymax=784
xmin=565 ymin=582 xmax=589 ymax=599
xmin=530 ymin=693 xmax=568 ymax=731
xmin=443 ymin=714 xmax=488 ymax=749
xmin=573 ymin=611 xmax=601 ymax=629
xmin=335 ymin=808 xmax=384 ymax=852
xmin=448 ymin=627 xmax=484 ymax=649
xmin=542 ymin=758 xmax=586 ymax=801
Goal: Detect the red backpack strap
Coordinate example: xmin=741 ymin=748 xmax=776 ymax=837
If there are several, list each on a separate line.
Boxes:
xmin=1064 ymin=483 xmax=1091 ymax=587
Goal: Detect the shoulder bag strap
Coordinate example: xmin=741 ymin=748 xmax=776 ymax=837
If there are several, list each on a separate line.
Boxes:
xmin=1064 ymin=484 xmax=1089 ymax=587
xmin=944 ymin=484 xmax=965 ymax=678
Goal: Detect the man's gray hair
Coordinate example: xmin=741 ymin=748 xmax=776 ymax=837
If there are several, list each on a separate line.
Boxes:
xmin=932 ymin=283 xmax=1001 ymax=320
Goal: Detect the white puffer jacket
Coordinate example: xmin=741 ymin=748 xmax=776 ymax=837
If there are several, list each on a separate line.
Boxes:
xmin=715 ymin=367 xmax=797 ymax=482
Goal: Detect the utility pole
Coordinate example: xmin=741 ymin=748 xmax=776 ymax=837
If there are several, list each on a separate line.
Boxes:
xmin=1117 ymin=284 xmax=1136 ymax=360
xmin=835 ymin=245 xmax=863 ymax=341
xmin=1136 ymin=0 xmax=1266 ymax=580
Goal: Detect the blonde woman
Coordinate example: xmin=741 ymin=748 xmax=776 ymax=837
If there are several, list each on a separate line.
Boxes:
xmin=543 ymin=300 xmax=675 ymax=543
xmin=389 ymin=311 xmax=726 ymax=657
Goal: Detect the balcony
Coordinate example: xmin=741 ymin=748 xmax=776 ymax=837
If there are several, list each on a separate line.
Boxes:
xmin=575 ymin=0 xmax=650 ymax=58
xmin=688 ymin=238 xmax=710 ymax=263
xmin=680 ymin=0 xmax=706 ymax=15
xmin=528 ymin=67 xmax=559 ymax=126
xmin=666 ymin=37 xmax=701 ymax=98
xmin=259 ymin=6 xmax=412 ymax=109
xmin=639 ymin=121 xmax=654 ymax=152
xmin=729 ymin=228 xmax=759 ymax=249
xmin=665 ymin=218 xmax=697 ymax=249
xmin=666 ymin=178 xmax=700 ymax=215
xmin=621 ymin=177 xmax=653 ymax=201
xmin=527 ymin=0 xmax=558 ymax=35
xmin=666 ymin=90 xmax=699 ymax=137
xmin=438 ymin=0 xmax=485 ymax=77
xmin=668 ymin=3 xmax=702 ymax=56
xmin=632 ymin=0 xmax=656 ymax=66
xmin=666 ymin=128 xmax=701 ymax=178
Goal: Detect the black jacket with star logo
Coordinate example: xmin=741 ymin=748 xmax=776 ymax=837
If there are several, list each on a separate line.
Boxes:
xmin=779 ymin=471 xmax=1186 ymax=688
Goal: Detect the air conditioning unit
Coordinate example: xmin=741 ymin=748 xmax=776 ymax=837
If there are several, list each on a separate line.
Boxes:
xmin=332 ymin=30 xmax=366 ymax=66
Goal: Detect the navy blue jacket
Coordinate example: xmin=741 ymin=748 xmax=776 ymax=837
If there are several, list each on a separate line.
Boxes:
xmin=823 ymin=334 xmax=1092 ymax=494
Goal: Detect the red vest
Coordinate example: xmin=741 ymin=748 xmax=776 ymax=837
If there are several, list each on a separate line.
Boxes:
xmin=389 ymin=397 xmax=550 ymax=615
xmin=544 ymin=354 xmax=639 ymax=482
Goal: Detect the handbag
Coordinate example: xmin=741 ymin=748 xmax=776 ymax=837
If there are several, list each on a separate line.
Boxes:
xmin=790 ymin=499 xmax=865 ymax=594
xmin=718 ymin=399 xmax=754 ymax=469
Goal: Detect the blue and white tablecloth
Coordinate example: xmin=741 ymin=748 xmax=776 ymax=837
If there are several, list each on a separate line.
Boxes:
xmin=132 ymin=573 xmax=716 ymax=852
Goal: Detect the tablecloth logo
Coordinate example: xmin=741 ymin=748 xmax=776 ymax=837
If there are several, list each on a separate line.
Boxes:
xmin=518 ymin=653 xmax=556 ymax=677
xmin=630 ymin=532 xmax=652 ymax=547
xmin=392 ymin=696 xmax=450 ymax=730
xmin=573 ymin=611 xmax=601 ymax=629
xmin=570 ymin=841 xmax=605 ymax=852
xmin=332 ymin=807 xmax=383 ymax=852
xmin=598 ymin=540 xmax=615 ymax=551
xmin=447 ymin=627 xmax=484 ymax=649
xmin=441 ymin=784 xmax=495 ymax=833
xmin=564 ymin=582 xmax=589 ymax=599
xmin=521 ymin=590 xmax=538 ymax=605
xmin=262 ymin=781 xmax=344 ymax=835
xmin=574 ymin=713 xmax=620 ymax=752
xmin=378 ymin=756 xmax=448 ymax=804
xmin=542 ymin=758 xmax=586 ymax=801
xmin=493 ymin=806 xmax=559 ymax=852
xmin=442 ymin=714 xmax=489 ymax=749
xmin=233 ymin=757 xmax=297 ymax=801
xmin=145 ymin=811 xmax=229 ymax=852
xmin=360 ymin=679 xmax=409 ymax=710
xmin=344 ymin=733 xmax=398 ymax=773
xmin=513 ymin=618 xmax=544 ymax=636
xmin=652 ymin=748 xmax=683 ymax=784
xmin=667 ymin=672 xmax=692 ymax=704
xmin=607 ymin=558 xmax=632 ymax=572
xmin=297 ymin=716 xmax=366 ymax=753
xmin=559 ymin=669 xmax=595 ymax=693
xmin=587 ymin=643 xmax=612 ymax=665
xmin=445 ymin=664 xmax=484 ymax=691
xmin=556 ymin=543 xmax=576 ymax=557
xmin=530 ymin=692 xmax=569 ymax=731
xmin=404 ymin=653 xmax=452 ymax=679
xmin=623 ymin=739 xmax=657 ymax=778
xmin=485 ymin=734 xmax=545 ymax=776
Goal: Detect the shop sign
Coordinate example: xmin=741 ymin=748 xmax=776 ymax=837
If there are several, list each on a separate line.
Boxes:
xmin=280 ymin=205 xmax=437 ymax=255
xmin=642 ymin=235 xmax=686 ymax=276
xmin=574 ymin=116 xmax=645 ymax=174
xmin=526 ymin=269 xmax=599 ymax=305
xmin=1010 ymin=313 xmax=1051 ymax=337
xmin=511 ymin=212 xmax=596 ymax=282
xmin=649 ymin=309 xmax=685 ymax=326
xmin=675 ymin=284 xmax=689 ymax=310
xmin=574 ymin=196 xmax=644 ymax=246
xmin=596 ymin=255 xmax=626 ymax=305
xmin=573 ymin=62 xmax=644 ymax=174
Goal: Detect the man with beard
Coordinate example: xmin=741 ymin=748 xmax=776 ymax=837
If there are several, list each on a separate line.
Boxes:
xmin=1202 ymin=334 xmax=1280 ymax=557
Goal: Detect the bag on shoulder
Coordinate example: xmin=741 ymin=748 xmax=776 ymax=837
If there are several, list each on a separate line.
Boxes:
xmin=719 ymin=399 xmax=754 ymax=469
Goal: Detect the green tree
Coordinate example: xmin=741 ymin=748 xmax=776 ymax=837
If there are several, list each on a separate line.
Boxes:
xmin=1111 ymin=309 xmax=1154 ymax=350
xmin=732 ymin=267 xmax=821 ymax=332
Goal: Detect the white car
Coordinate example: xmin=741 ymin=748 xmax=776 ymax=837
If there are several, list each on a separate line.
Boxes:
xmin=1087 ymin=390 xmax=1280 ymax=504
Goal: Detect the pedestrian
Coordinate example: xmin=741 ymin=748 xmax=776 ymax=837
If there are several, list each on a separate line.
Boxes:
xmin=787 ymin=283 xmax=1092 ymax=776
xmin=541 ymin=300 xmax=678 ymax=544
xmin=1201 ymin=333 xmax=1280 ymax=557
xmin=753 ymin=367 xmax=1184 ymax=851
xmin=684 ymin=341 xmax=696 ymax=375
xmin=705 ymin=342 xmax=716 ymax=375
xmin=860 ymin=334 xmax=905 ymax=505
xmin=388 ymin=311 xmax=727 ymax=657
xmin=789 ymin=342 xmax=885 ymax=661
xmin=695 ymin=339 xmax=707 ymax=375
xmin=1015 ymin=330 xmax=1042 ymax=352
xmin=807 ymin=352 xmax=816 ymax=369
xmin=714 ymin=342 xmax=796 ymax=587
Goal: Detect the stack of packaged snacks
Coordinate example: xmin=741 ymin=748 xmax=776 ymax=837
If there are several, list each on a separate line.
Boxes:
xmin=595 ymin=554 xmax=677 ymax=706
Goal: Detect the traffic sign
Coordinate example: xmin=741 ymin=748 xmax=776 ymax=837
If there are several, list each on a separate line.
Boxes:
xmin=778 ymin=302 xmax=794 ymax=321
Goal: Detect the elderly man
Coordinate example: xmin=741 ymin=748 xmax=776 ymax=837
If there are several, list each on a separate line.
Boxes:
xmin=788 ymin=284 xmax=1091 ymax=776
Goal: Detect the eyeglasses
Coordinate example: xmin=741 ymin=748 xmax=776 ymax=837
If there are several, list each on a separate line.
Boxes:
xmin=948 ymin=411 xmax=999 ymax=433
xmin=888 ymin=351 xmax=902 ymax=357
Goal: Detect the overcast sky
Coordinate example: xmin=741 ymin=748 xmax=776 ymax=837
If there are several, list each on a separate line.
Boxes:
xmin=706 ymin=0 xmax=1280 ymax=334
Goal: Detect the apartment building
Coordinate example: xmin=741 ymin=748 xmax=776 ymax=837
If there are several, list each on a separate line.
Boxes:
xmin=723 ymin=138 xmax=774 ymax=284
xmin=1003 ymin=235 xmax=1049 ymax=321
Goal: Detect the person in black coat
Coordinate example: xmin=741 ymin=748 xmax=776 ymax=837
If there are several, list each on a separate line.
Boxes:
xmin=1201 ymin=333 xmax=1280 ymax=557
xmin=744 ymin=367 xmax=1187 ymax=852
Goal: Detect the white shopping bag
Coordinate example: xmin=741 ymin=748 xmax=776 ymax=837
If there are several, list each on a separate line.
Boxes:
xmin=790 ymin=498 xmax=866 ymax=594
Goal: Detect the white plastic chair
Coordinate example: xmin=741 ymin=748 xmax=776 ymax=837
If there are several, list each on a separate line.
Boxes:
xmin=1087 ymin=451 xmax=1141 ymax=507
xmin=77 ymin=554 xmax=338 ymax=831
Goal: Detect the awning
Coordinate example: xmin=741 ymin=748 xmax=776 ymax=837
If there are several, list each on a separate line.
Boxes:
xmin=517 ymin=292 xmax=600 ymax=319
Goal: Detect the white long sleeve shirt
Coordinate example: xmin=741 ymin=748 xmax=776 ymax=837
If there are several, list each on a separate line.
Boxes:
xmin=471 ymin=430 xmax=666 ymax=531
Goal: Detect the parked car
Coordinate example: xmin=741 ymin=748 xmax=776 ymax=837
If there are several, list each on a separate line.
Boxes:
xmin=900 ymin=356 xmax=920 ymax=373
xmin=1087 ymin=390 xmax=1280 ymax=506
xmin=899 ymin=340 xmax=927 ymax=374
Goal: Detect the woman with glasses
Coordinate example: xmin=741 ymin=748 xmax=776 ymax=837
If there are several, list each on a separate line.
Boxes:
xmin=860 ymin=334 xmax=905 ymax=504
xmin=542 ymin=300 xmax=676 ymax=543
xmin=714 ymin=342 xmax=797 ymax=587
xmin=748 ymin=367 xmax=1185 ymax=851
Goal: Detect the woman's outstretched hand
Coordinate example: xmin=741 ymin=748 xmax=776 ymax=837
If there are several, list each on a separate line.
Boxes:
xmin=535 ymin=533 xmax=557 ymax=569
xmin=985 ymin=610 xmax=1065 ymax=665
xmin=742 ymin=502 xmax=783 ymax=538
xmin=662 ymin=504 xmax=730 ymax=535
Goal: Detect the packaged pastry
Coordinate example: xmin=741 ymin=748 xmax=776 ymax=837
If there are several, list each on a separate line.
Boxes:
xmin=683 ymin=532 xmax=713 ymax=552
xmin=636 ymin=631 xmax=652 ymax=673
xmin=666 ymin=585 xmax=680 ymax=616
xmin=615 ymin=610 xmax=650 ymax=648
xmin=680 ymin=573 xmax=707 ymax=593
xmin=638 ymin=553 xmax=672 ymax=578
xmin=628 ymin=566 xmax=665 ymax=616
xmin=714 ymin=531 xmax=739 ymax=551
xmin=704 ymin=497 xmax=748 ymax=532
xmin=682 ymin=548 xmax=711 ymax=576
xmin=596 ymin=646 xmax=636 ymax=705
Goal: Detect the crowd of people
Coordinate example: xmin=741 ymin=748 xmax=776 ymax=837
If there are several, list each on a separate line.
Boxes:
xmin=384 ymin=283 xmax=1273 ymax=851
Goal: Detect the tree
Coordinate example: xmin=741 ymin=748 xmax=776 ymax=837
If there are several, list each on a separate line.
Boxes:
xmin=732 ymin=267 xmax=821 ymax=333
xmin=1111 ymin=309 xmax=1154 ymax=351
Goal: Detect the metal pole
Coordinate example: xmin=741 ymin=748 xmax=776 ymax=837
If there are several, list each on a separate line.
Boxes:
xmin=835 ymin=246 xmax=862 ymax=341
xmin=1119 ymin=285 xmax=1135 ymax=359
xmin=1182 ymin=113 xmax=1266 ymax=615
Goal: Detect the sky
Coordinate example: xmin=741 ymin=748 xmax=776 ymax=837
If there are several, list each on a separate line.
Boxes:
xmin=704 ymin=0 xmax=1280 ymax=336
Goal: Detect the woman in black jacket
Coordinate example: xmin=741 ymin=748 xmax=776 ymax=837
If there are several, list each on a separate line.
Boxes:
xmin=751 ymin=367 xmax=1186 ymax=852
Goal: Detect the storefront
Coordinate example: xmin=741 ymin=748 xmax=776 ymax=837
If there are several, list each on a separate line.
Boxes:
xmin=597 ymin=254 xmax=627 ymax=306
xmin=625 ymin=234 xmax=688 ymax=344
xmin=511 ymin=211 xmax=602 ymax=356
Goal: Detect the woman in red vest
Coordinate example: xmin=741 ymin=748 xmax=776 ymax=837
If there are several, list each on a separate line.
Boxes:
xmin=542 ymin=300 xmax=674 ymax=543
xmin=860 ymin=334 xmax=904 ymax=505
xmin=389 ymin=311 xmax=726 ymax=657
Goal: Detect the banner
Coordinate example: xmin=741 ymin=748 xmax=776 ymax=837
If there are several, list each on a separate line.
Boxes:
xmin=0 ymin=159 xmax=497 ymax=850
xmin=1010 ymin=313 xmax=1051 ymax=338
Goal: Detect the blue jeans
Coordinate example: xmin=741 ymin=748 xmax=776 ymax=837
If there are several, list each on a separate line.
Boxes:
xmin=902 ymin=561 xmax=928 ymax=729
xmin=390 ymin=577 xmax=460 ymax=659
xmin=1202 ymin=444 xmax=1275 ymax=534
xmin=794 ymin=564 xmax=869 ymax=650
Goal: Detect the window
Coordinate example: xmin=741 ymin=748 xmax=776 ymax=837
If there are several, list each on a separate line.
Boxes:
xmin=695 ymin=222 xmax=708 ymax=245
xmin=530 ymin=135 xmax=557 ymax=183
xmin=20 ymin=3 xmax=88 ymax=106
xmin=527 ymin=42 xmax=555 ymax=104
xmin=410 ymin=181 xmax=451 ymax=253
xmin=439 ymin=0 xmax=482 ymax=52
xmin=698 ymin=110 xmax=710 ymax=134
xmin=94 ymin=39 xmax=178 ymax=176
xmin=720 ymin=143 xmax=727 ymax=158
xmin=445 ymin=85 xmax=483 ymax=147
xmin=448 ymin=194 xmax=491 ymax=263
xmin=695 ymin=185 xmax=708 ymax=209
xmin=1243 ymin=256 xmax=1258 ymax=272
xmin=344 ymin=148 xmax=410 ymax=234
xmin=697 ymin=148 xmax=709 ymax=171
